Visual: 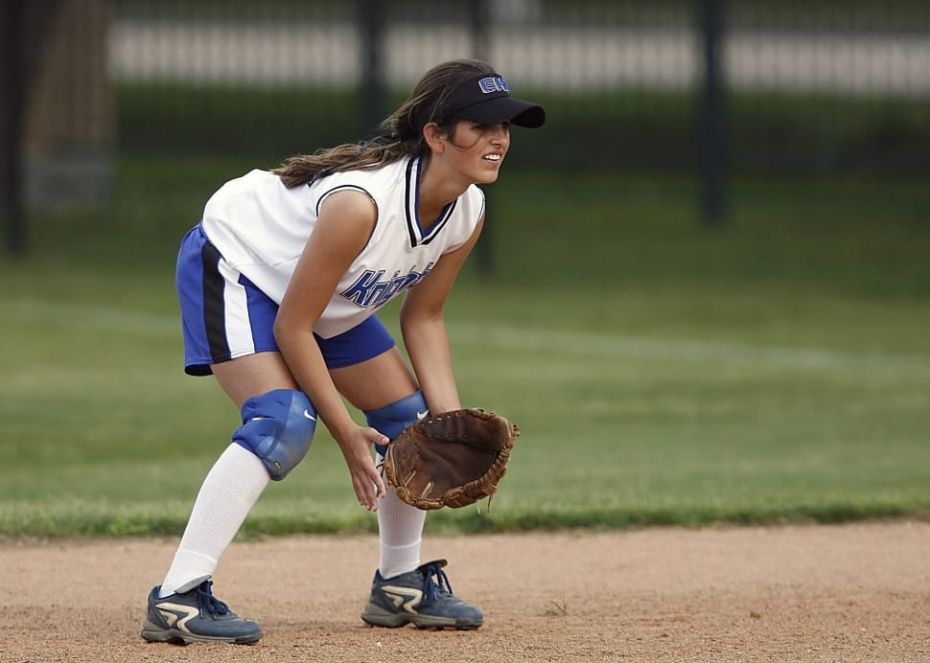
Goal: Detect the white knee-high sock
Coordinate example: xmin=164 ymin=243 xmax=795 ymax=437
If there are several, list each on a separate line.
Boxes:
xmin=159 ymin=443 xmax=269 ymax=597
xmin=377 ymin=454 xmax=427 ymax=579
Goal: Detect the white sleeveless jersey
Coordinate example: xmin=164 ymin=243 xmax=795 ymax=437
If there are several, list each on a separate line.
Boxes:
xmin=200 ymin=156 xmax=485 ymax=338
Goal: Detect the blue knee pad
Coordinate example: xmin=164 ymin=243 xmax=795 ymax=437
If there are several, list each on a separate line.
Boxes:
xmin=365 ymin=390 xmax=428 ymax=457
xmin=233 ymin=389 xmax=316 ymax=480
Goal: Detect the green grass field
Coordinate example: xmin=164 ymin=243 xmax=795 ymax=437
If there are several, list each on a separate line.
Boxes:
xmin=1 ymin=158 xmax=928 ymax=537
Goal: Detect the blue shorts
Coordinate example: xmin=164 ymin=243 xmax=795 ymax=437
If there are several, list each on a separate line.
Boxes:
xmin=176 ymin=225 xmax=396 ymax=376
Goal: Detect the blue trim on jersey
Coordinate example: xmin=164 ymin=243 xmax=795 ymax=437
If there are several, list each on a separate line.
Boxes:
xmin=176 ymin=224 xmax=396 ymax=375
xmin=403 ymin=158 xmax=418 ymax=247
xmin=404 ymin=157 xmax=457 ymax=248
xmin=314 ymin=184 xmax=379 ymax=220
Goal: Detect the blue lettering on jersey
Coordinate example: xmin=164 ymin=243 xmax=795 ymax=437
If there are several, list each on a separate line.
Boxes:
xmin=340 ymin=263 xmax=434 ymax=308
xmin=341 ymin=270 xmax=385 ymax=306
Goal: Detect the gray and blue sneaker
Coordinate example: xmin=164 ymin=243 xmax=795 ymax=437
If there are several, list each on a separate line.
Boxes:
xmin=361 ymin=559 xmax=483 ymax=630
xmin=140 ymin=580 xmax=262 ymax=645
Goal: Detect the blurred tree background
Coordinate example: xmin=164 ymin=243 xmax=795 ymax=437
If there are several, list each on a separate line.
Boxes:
xmin=3 ymin=0 xmax=929 ymax=260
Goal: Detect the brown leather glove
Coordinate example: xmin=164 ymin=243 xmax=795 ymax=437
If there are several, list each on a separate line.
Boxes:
xmin=383 ymin=409 xmax=520 ymax=510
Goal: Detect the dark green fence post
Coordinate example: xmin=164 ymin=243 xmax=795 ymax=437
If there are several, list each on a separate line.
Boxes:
xmin=1 ymin=1 xmax=26 ymax=256
xmin=698 ymin=0 xmax=727 ymax=226
xmin=1 ymin=0 xmax=62 ymax=257
xmin=359 ymin=0 xmax=387 ymax=135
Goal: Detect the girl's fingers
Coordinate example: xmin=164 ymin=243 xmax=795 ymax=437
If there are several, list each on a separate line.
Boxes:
xmin=371 ymin=468 xmax=386 ymax=498
xmin=355 ymin=472 xmax=381 ymax=511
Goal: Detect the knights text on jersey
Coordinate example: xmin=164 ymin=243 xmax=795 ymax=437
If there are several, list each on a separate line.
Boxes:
xmin=200 ymin=156 xmax=485 ymax=338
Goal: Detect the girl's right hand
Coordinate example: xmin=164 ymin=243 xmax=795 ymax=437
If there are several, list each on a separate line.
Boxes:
xmin=338 ymin=426 xmax=390 ymax=511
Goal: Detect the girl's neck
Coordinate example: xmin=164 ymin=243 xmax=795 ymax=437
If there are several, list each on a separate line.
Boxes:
xmin=417 ymin=155 xmax=468 ymax=225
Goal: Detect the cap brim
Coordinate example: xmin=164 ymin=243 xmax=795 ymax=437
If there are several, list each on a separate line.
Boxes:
xmin=454 ymin=96 xmax=546 ymax=128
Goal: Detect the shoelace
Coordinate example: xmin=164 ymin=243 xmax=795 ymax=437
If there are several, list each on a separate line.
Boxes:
xmin=195 ymin=580 xmax=231 ymax=616
xmin=420 ymin=562 xmax=454 ymax=603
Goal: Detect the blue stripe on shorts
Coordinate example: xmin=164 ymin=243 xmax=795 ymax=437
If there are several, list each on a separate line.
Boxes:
xmin=175 ymin=224 xmax=395 ymax=376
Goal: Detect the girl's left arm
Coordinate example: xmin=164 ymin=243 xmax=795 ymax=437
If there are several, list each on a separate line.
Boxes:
xmin=400 ymin=217 xmax=485 ymax=414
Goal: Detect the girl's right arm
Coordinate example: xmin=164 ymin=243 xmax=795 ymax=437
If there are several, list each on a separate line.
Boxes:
xmin=273 ymin=190 xmax=388 ymax=510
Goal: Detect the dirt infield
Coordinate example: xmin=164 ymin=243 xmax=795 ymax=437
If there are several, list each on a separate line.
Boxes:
xmin=2 ymin=521 xmax=928 ymax=663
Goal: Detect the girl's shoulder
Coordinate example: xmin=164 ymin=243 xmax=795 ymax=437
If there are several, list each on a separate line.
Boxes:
xmin=307 ymin=158 xmax=409 ymax=209
xmin=313 ymin=158 xmax=408 ymax=190
xmin=460 ymin=184 xmax=486 ymax=221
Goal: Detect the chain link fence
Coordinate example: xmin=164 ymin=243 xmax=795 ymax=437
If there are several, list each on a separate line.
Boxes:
xmin=102 ymin=0 xmax=930 ymax=174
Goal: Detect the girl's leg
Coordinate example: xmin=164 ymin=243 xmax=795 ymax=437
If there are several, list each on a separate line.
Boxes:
xmin=332 ymin=346 xmax=483 ymax=630
xmin=159 ymin=352 xmax=297 ymax=596
xmin=329 ymin=347 xmax=426 ymax=578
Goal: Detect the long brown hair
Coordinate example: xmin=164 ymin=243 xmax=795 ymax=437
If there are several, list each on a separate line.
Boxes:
xmin=273 ymin=59 xmax=497 ymax=188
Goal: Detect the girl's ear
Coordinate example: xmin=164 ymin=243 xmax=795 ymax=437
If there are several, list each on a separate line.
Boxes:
xmin=422 ymin=121 xmax=447 ymax=154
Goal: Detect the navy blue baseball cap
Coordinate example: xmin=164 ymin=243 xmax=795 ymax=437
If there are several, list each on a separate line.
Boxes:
xmin=440 ymin=74 xmax=546 ymax=128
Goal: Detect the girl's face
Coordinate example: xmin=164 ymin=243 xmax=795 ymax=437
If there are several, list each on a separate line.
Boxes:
xmin=443 ymin=120 xmax=511 ymax=184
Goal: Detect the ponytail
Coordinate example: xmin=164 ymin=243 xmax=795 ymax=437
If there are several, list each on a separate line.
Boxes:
xmin=273 ymin=133 xmax=414 ymax=188
xmin=273 ymin=59 xmax=496 ymax=188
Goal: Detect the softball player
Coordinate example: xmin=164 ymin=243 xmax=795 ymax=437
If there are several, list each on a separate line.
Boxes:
xmin=140 ymin=58 xmax=545 ymax=644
